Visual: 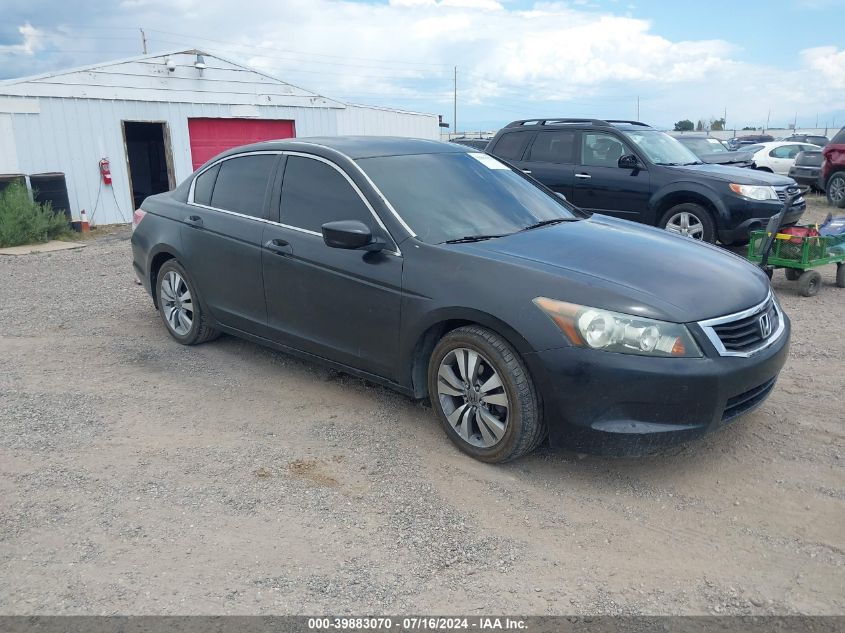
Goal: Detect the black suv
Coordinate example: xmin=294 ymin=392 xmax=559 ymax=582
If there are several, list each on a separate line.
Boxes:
xmin=487 ymin=119 xmax=805 ymax=244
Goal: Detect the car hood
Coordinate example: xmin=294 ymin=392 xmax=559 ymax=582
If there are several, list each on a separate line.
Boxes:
xmin=466 ymin=215 xmax=770 ymax=323
xmin=664 ymin=162 xmax=794 ymax=185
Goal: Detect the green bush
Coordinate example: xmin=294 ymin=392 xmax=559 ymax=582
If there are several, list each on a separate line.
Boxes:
xmin=0 ymin=182 xmax=70 ymax=247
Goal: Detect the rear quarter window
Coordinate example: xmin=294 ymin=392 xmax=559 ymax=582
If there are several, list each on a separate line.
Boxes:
xmin=192 ymin=163 xmax=220 ymax=206
xmin=831 ymin=128 xmax=845 ymax=145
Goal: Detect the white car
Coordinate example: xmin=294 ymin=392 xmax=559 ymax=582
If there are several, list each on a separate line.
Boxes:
xmin=744 ymin=141 xmax=821 ymax=175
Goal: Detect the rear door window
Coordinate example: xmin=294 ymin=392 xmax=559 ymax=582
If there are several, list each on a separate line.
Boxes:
xmin=831 ymin=128 xmax=845 ymax=144
xmin=209 ymin=154 xmax=277 ymax=218
xmin=491 ymin=132 xmax=532 ymax=161
xmin=280 ymin=156 xmax=376 ymax=234
xmin=527 ymin=131 xmax=576 ymax=164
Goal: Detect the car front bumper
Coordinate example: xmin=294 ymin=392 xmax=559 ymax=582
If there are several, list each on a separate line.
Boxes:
xmin=524 ymin=313 xmax=790 ymax=455
xmin=718 ymin=198 xmax=805 ymax=244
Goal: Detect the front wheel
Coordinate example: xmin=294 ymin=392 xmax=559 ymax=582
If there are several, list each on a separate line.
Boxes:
xmin=156 ymin=260 xmax=220 ymax=345
xmin=427 ymin=325 xmax=545 ymax=463
xmin=826 ymin=172 xmax=845 ymax=208
xmin=785 ymin=268 xmax=802 ymax=281
xmin=659 ymin=203 xmax=716 ymax=243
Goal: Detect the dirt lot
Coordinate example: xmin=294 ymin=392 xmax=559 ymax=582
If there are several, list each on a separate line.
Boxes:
xmin=1 ymin=197 xmax=842 ymax=615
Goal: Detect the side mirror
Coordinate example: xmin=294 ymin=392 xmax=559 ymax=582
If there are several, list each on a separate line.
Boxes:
xmin=618 ymin=154 xmax=640 ymax=170
xmin=322 ymin=220 xmax=385 ymax=252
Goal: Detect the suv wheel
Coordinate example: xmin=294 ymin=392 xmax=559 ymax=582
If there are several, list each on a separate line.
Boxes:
xmin=826 ymin=172 xmax=845 ymax=208
xmin=427 ymin=325 xmax=545 ymax=463
xmin=156 ymin=260 xmax=220 ymax=345
xmin=659 ymin=203 xmax=716 ymax=243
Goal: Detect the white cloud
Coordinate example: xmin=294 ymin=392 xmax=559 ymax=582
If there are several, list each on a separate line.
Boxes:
xmin=0 ymin=23 xmax=43 ymax=56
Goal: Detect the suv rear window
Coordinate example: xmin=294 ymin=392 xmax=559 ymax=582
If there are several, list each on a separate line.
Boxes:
xmin=491 ymin=133 xmax=531 ymax=161
xmin=831 ymin=128 xmax=845 ymax=145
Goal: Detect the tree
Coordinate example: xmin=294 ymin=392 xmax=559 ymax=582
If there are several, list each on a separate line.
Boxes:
xmin=696 ymin=120 xmax=704 ymax=131
xmin=710 ymin=118 xmax=726 ymax=131
xmin=742 ymin=126 xmax=756 ymax=130
xmin=674 ymin=119 xmax=694 ymax=131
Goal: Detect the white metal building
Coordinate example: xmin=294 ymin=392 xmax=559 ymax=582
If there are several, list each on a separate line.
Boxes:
xmin=0 ymin=49 xmax=440 ymax=225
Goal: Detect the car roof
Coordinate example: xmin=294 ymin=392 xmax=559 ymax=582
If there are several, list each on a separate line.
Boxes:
xmin=219 ymin=136 xmax=472 ymax=160
xmin=502 ymin=118 xmax=653 ymax=132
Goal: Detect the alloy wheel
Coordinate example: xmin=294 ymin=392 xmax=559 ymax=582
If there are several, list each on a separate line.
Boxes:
xmin=664 ymin=211 xmax=705 ymax=239
xmin=436 ymin=347 xmax=509 ymax=448
xmin=830 ymin=175 xmax=845 ymax=204
xmin=160 ymin=271 xmax=194 ymax=335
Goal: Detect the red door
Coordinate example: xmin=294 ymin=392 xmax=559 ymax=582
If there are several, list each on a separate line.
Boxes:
xmin=188 ymin=118 xmax=296 ymax=170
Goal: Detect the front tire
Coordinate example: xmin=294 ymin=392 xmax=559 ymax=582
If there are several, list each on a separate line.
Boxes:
xmin=659 ymin=203 xmax=716 ymax=243
xmin=427 ymin=325 xmax=545 ymax=463
xmin=156 ymin=260 xmax=219 ymax=345
xmin=785 ymin=268 xmax=802 ymax=281
xmin=826 ymin=172 xmax=845 ymax=208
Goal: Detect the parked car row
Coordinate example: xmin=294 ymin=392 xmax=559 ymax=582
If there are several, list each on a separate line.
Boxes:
xmin=132 ymin=135 xmax=791 ymax=462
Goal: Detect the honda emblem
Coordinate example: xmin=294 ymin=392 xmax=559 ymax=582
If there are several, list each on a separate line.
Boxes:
xmin=759 ymin=312 xmax=772 ymax=338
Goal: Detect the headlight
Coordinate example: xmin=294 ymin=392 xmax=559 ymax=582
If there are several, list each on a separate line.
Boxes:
xmin=729 ymin=183 xmax=778 ymax=201
xmin=533 ymin=297 xmax=702 ymax=358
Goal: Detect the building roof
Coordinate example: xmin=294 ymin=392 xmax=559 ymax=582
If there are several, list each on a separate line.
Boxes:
xmin=0 ymin=48 xmax=435 ymax=117
xmin=0 ymin=48 xmax=344 ymax=108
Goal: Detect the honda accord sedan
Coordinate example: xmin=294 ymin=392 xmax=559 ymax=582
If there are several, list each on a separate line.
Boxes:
xmin=131 ymin=137 xmax=790 ymax=462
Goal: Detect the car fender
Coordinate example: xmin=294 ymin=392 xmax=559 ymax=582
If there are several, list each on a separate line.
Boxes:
xmin=650 ymin=181 xmax=729 ymax=226
xmin=400 ymin=305 xmax=542 ymax=398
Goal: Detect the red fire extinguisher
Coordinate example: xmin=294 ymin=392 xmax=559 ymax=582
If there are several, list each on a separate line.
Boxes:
xmin=99 ymin=158 xmax=112 ymax=185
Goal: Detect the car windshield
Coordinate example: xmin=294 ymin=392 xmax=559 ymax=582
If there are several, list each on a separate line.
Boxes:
xmin=357 ymin=152 xmax=582 ymax=244
xmin=741 ymin=144 xmax=764 ymax=153
xmin=680 ymin=137 xmax=729 ymax=155
xmin=622 ymin=129 xmax=701 ymax=165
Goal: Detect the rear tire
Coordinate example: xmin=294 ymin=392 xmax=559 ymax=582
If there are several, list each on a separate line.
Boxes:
xmin=156 ymin=260 xmax=220 ymax=345
xmin=837 ymin=263 xmax=845 ymax=289
xmin=658 ymin=203 xmax=716 ymax=243
xmin=826 ymin=172 xmax=845 ymax=208
xmin=797 ymin=270 xmax=822 ymax=297
xmin=427 ymin=325 xmax=545 ymax=463
xmin=785 ymin=268 xmax=802 ymax=281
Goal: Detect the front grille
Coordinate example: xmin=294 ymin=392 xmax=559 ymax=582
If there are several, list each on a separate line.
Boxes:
xmin=722 ymin=377 xmax=776 ymax=423
xmin=710 ymin=297 xmax=779 ymax=353
xmin=775 ymin=185 xmax=800 ymax=202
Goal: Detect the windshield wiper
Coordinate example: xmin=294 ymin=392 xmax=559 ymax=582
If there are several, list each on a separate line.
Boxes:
xmin=520 ymin=218 xmax=574 ymax=231
xmin=441 ymin=234 xmax=510 ymax=244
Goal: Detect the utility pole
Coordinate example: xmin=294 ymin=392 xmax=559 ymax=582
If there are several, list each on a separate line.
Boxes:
xmin=140 ymin=28 xmax=148 ymax=54
xmin=636 ymin=96 xmax=639 ymax=120
xmin=453 ymin=66 xmax=457 ymax=138
xmin=765 ymin=109 xmax=770 ymax=132
xmin=793 ymin=112 xmax=797 ymax=130
xmin=724 ymin=106 xmax=727 ymax=129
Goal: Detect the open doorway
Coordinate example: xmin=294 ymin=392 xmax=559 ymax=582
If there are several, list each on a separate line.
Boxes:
xmin=122 ymin=121 xmax=175 ymax=209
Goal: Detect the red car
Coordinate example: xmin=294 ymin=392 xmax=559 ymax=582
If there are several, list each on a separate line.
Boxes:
xmin=822 ymin=127 xmax=845 ymax=208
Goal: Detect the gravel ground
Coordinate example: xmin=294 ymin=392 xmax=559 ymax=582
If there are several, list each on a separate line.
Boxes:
xmin=0 ymin=196 xmax=842 ymax=615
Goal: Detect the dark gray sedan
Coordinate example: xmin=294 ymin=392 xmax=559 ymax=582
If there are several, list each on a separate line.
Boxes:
xmin=131 ymin=137 xmax=790 ymax=462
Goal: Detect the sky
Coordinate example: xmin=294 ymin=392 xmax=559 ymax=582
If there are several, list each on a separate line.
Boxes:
xmin=2 ymin=0 xmax=844 ymax=133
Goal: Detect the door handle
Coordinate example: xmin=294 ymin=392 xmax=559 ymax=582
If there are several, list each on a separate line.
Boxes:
xmin=184 ymin=214 xmax=203 ymax=226
xmin=521 ymin=169 xmax=532 ymax=174
xmin=575 ymin=173 xmax=591 ymax=179
xmin=263 ymin=238 xmax=292 ymax=256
